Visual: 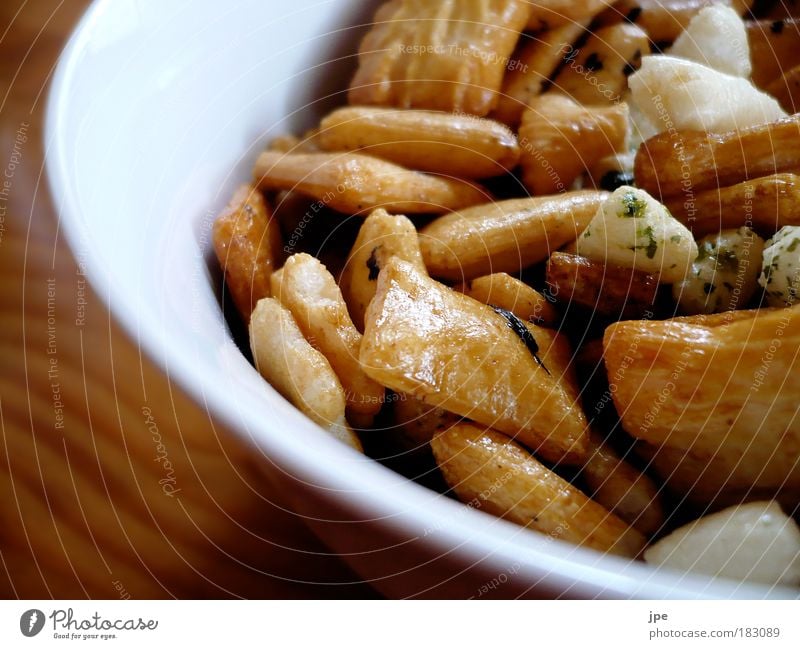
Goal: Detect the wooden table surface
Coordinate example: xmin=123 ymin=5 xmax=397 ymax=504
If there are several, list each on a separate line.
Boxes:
xmin=0 ymin=0 xmax=375 ymax=599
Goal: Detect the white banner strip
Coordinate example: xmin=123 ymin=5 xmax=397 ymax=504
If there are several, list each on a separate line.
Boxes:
xmin=0 ymin=600 xmax=798 ymax=647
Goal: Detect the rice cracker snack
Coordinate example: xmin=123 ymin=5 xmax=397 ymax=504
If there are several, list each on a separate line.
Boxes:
xmin=348 ymin=0 xmax=531 ymax=116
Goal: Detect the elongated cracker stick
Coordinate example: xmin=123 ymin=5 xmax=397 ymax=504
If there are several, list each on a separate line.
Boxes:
xmin=766 ymin=64 xmax=800 ymax=113
xmin=582 ymin=430 xmax=664 ymax=536
xmin=523 ymin=0 xmax=614 ymax=31
xmin=318 ymin=107 xmax=519 ymax=179
xmin=249 ymin=298 xmax=362 ymax=450
xmin=271 ymin=253 xmax=385 ymax=424
xmin=268 ymin=129 xmax=322 ymax=154
xmin=431 ymin=423 xmax=646 ymax=557
xmin=254 ymin=150 xmax=488 ymax=215
xmin=494 ymin=22 xmax=588 ymax=127
xmin=525 ymin=316 xmax=664 ymax=534
xmin=519 ymin=95 xmax=629 ymax=196
xmin=420 ymin=191 xmax=608 ymax=280
xmin=550 ymin=23 xmax=649 ymax=105
xmin=340 ymin=208 xmax=426 ymax=332
xmin=392 ymin=396 xmax=461 ymax=448
xmin=212 ymin=184 xmax=283 ymax=322
xmin=748 ymin=18 xmax=800 ymax=89
xmin=545 ymin=252 xmax=660 ymax=320
xmin=634 ymin=115 xmax=800 ymax=200
xmin=454 ymin=272 xmax=558 ymax=326
xmin=665 ymin=173 xmax=800 ymax=236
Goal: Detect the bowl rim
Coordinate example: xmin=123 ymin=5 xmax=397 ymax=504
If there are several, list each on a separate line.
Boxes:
xmin=43 ymin=0 xmax=798 ymax=600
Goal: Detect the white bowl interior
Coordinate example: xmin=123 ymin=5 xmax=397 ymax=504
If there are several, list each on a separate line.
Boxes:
xmin=46 ymin=0 xmax=798 ymax=598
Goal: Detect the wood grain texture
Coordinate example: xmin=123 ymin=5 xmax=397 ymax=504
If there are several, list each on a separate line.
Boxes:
xmin=0 ymin=0 xmax=374 ymax=599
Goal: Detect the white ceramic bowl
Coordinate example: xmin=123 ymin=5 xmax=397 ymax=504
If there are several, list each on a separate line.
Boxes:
xmin=46 ymin=0 xmax=795 ymax=598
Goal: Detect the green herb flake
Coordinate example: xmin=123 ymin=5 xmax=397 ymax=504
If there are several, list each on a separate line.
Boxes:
xmin=669 ymin=234 xmax=682 ymax=243
xmin=618 ymin=191 xmax=647 ymax=219
xmin=697 ymin=241 xmax=739 ymax=272
xmin=645 ymin=237 xmax=658 ymax=259
xmin=627 ymin=226 xmax=659 ymax=259
xmin=787 ymin=238 xmax=800 ymax=252
xmin=633 ymin=225 xmax=658 ymax=259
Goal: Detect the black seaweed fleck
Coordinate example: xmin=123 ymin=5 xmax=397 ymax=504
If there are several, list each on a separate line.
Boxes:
xmin=585 ymin=52 xmax=603 ymax=72
xmin=625 ymin=6 xmax=642 ymax=23
xmin=623 ymin=49 xmax=641 ymax=77
xmin=771 ymin=20 xmax=785 ymax=35
xmin=652 ymin=40 xmax=670 ymax=55
xmin=366 ymin=246 xmax=381 ymax=281
xmin=489 ymin=305 xmax=551 ymax=376
xmin=600 ymin=170 xmax=634 ymax=191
